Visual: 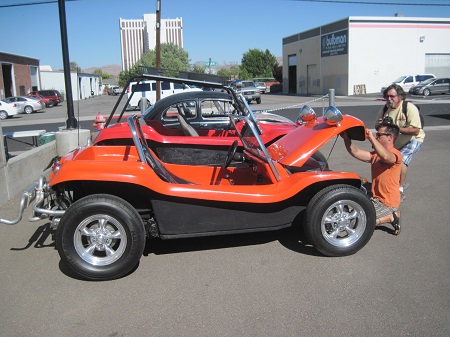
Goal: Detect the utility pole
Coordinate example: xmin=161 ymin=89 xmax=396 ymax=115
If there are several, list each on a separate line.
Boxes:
xmin=58 ymin=0 xmax=77 ymax=129
xmin=155 ymin=0 xmax=161 ymax=101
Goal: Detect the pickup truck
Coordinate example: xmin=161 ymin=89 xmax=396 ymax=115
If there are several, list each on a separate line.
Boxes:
xmin=108 ymin=86 xmax=121 ymax=95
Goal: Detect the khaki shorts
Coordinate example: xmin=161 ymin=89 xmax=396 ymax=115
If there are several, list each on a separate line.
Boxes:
xmin=371 ymin=197 xmax=398 ymax=218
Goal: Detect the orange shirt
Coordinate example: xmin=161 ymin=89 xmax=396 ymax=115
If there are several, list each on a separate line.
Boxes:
xmin=370 ymin=148 xmax=402 ymax=208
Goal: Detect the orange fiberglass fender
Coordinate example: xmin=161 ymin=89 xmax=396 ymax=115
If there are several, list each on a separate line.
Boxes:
xmin=269 ymin=115 xmax=366 ymax=167
xmin=49 ymin=146 xmax=361 ymax=204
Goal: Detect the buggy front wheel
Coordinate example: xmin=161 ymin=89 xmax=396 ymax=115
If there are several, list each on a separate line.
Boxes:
xmin=304 ymin=184 xmax=375 ymax=257
xmin=56 ymin=194 xmax=146 ymax=281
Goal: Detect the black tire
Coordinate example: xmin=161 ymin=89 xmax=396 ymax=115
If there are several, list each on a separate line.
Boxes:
xmin=24 ymin=105 xmax=33 ymax=114
xmin=304 ymin=184 xmax=375 ymax=257
xmin=256 ymin=97 xmax=261 ymax=104
xmin=0 ymin=110 xmax=8 ymax=120
xmin=56 ymin=194 xmax=146 ymax=281
xmin=47 ymin=100 xmax=54 ymax=107
xmin=423 ymin=88 xmax=430 ymax=97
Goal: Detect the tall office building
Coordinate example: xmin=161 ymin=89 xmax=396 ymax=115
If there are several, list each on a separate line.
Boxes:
xmin=120 ymin=14 xmax=183 ymax=71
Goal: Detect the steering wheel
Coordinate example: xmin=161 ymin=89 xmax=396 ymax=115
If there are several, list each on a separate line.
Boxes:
xmin=223 ymin=140 xmax=238 ymax=169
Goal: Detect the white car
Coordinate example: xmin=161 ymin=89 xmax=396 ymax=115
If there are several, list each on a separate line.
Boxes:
xmin=127 ymin=80 xmax=201 ymax=110
xmin=0 ymin=100 xmax=20 ymax=120
xmin=2 ymin=96 xmax=46 ymax=114
xmin=380 ymin=74 xmax=436 ymax=93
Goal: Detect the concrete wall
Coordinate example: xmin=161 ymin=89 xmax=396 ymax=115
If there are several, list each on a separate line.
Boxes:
xmin=0 ymin=123 xmax=57 ymax=207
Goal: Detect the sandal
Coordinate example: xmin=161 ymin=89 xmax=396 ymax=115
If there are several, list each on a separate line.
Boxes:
xmin=392 ymin=211 xmax=401 ymax=236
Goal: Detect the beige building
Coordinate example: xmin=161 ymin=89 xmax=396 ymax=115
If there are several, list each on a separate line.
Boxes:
xmin=120 ymin=14 xmax=183 ymax=71
xmin=282 ymin=16 xmax=450 ymax=96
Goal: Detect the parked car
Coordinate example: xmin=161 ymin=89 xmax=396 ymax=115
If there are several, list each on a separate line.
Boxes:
xmin=108 ymin=86 xmax=121 ymax=95
xmin=380 ymin=74 xmax=436 ymax=93
xmin=0 ymin=100 xmax=20 ymax=119
xmin=29 ymin=90 xmax=60 ymax=107
xmin=27 ymin=92 xmax=54 ymax=107
xmin=2 ymin=103 xmax=374 ymax=281
xmin=229 ymin=80 xmax=261 ymax=104
xmin=55 ymin=89 xmax=64 ymax=103
xmin=254 ymin=81 xmax=268 ymax=94
xmin=408 ymin=77 xmax=450 ymax=96
xmin=126 ymin=79 xmax=201 ymax=110
xmin=2 ymin=96 xmax=46 ymax=114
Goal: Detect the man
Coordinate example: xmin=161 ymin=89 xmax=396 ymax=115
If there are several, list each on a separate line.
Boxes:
xmin=376 ymin=84 xmax=425 ymax=198
xmin=341 ymin=120 xmax=402 ymax=235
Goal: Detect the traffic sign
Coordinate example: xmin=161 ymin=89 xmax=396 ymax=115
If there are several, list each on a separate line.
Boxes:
xmin=203 ymin=61 xmax=218 ymax=66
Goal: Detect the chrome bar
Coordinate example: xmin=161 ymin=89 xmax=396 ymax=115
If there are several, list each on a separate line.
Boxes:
xmin=0 ymin=182 xmax=38 ymax=225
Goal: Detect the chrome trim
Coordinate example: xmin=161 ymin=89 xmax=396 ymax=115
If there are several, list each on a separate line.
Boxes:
xmin=0 ymin=175 xmax=66 ymax=225
xmin=0 ymin=182 xmax=37 ymax=225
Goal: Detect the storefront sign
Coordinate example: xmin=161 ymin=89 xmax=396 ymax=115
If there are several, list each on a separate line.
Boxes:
xmin=321 ymin=30 xmax=348 ymax=57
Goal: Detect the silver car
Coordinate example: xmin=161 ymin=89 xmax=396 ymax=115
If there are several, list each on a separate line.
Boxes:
xmin=409 ymin=78 xmax=450 ymax=96
xmin=254 ymin=81 xmax=268 ymax=94
xmin=2 ymin=96 xmax=46 ymax=114
xmin=229 ymin=80 xmax=261 ymax=104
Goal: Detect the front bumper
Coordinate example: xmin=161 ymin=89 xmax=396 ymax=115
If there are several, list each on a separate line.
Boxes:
xmin=0 ymin=176 xmax=65 ymax=226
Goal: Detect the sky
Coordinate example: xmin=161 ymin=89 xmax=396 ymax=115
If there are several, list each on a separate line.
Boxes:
xmin=1 ymin=0 xmax=450 ymax=70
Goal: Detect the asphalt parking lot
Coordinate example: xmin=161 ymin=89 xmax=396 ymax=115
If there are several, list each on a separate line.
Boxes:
xmin=0 ymin=92 xmax=449 ymax=337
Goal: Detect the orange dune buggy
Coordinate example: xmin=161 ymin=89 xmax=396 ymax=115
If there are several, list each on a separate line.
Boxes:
xmin=2 ymin=104 xmax=375 ymax=281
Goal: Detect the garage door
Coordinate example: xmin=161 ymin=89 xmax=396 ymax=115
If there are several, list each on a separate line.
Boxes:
xmin=425 ymin=54 xmax=450 ymax=77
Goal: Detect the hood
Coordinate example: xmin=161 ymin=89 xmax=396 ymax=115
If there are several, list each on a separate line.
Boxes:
xmin=269 ymin=114 xmax=365 ymax=167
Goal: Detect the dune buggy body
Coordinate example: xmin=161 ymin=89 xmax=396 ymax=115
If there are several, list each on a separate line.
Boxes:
xmin=1 ymin=76 xmax=375 ymax=281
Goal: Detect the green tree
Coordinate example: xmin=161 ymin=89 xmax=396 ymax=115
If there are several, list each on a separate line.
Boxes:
xmin=118 ymin=67 xmax=138 ymax=88
xmin=70 ymin=61 xmax=81 ymax=72
xmin=191 ymin=64 xmax=206 ymax=73
xmin=272 ymin=64 xmax=282 ymax=83
xmin=93 ymin=68 xmax=112 ymax=80
xmin=241 ymin=49 xmax=277 ymax=79
xmin=217 ymin=64 xmax=240 ymax=79
xmin=118 ymin=43 xmax=191 ymax=86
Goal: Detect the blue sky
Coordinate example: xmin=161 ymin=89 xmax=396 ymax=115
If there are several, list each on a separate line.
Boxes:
xmin=1 ymin=0 xmax=450 ymax=70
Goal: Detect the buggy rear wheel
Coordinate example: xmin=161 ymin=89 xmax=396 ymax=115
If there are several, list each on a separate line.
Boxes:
xmin=305 ymin=184 xmax=375 ymax=256
xmin=56 ymin=194 xmax=146 ymax=280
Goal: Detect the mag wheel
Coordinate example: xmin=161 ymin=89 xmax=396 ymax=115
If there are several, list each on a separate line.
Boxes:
xmin=24 ymin=105 xmax=33 ymax=114
xmin=423 ymin=88 xmax=430 ymax=96
xmin=305 ymin=184 xmax=375 ymax=257
xmin=56 ymin=194 xmax=146 ymax=281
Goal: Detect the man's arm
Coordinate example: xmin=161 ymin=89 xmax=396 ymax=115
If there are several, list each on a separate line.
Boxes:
xmin=401 ymin=103 xmax=420 ymax=136
xmin=366 ymin=130 xmax=397 ymax=164
xmin=341 ymin=131 xmax=371 ymax=162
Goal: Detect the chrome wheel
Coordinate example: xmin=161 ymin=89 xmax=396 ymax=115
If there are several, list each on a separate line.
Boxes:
xmin=305 ymin=185 xmax=375 ymax=256
xmin=74 ymin=214 xmax=127 ymax=266
xmin=321 ymin=200 xmax=367 ymax=248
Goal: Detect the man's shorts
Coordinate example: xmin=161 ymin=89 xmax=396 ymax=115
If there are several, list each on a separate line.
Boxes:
xmin=399 ymin=139 xmax=423 ymax=166
xmin=371 ymin=198 xmax=397 ymax=218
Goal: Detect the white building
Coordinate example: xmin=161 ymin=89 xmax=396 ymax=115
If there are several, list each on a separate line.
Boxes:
xmin=120 ymin=14 xmax=183 ymax=71
xmin=282 ymin=16 xmax=450 ymax=96
xmin=40 ymin=70 xmax=101 ymax=102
